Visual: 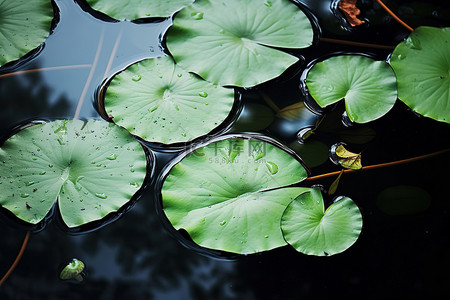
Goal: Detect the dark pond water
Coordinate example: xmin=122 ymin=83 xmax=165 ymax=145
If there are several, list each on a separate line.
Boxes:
xmin=1 ymin=0 xmax=450 ymax=299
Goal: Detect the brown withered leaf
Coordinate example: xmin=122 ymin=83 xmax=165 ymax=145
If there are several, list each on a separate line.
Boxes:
xmin=338 ymin=0 xmax=365 ymax=27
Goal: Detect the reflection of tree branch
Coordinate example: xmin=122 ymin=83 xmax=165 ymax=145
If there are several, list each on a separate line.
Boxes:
xmin=0 ymin=231 xmax=30 ymax=287
xmin=74 ymin=28 xmax=105 ymax=119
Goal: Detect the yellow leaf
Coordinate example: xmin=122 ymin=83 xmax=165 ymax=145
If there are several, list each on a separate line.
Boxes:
xmin=335 ymin=145 xmax=362 ymax=170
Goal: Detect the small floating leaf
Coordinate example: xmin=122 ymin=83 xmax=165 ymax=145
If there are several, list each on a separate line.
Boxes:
xmin=334 ymin=144 xmax=362 ymax=170
xmin=60 ymin=259 xmax=85 ymax=281
xmin=0 ymin=120 xmax=147 ymax=227
xmin=306 ymin=55 xmax=397 ymax=123
xmin=338 ymin=0 xmax=365 ymax=27
xmin=161 ymin=135 xmax=309 ymax=254
xmin=281 ymin=189 xmax=363 ymax=256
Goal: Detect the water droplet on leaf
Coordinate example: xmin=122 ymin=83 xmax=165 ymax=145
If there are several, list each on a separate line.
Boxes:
xmin=265 ymin=161 xmax=278 ymax=175
xmin=199 ymin=91 xmax=208 ymax=98
xmin=132 ymin=75 xmax=141 ymax=81
xmin=95 ymin=193 xmax=108 ymax=199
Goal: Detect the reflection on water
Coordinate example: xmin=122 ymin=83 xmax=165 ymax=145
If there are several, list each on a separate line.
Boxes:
xmin=1 ymin=0 xmax=450 ymax=299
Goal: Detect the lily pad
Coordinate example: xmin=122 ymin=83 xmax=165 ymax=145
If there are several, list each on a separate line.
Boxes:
xmin=389 ymin=26 xmax=450 ymax=123
xmin=166 ymin=0 xmax=314 ymax=87
xmin=161 ymin=135 xmax=309 ymax=254
xmin=0 ymin=119 xmax=147 ymax=228
xmin=281 ymin=189 xmax=363 ymax=256
xmin=306 ymin=55 xmax=397 ymax=123
xmin=85 ymin=0 xmax=194 ymax=20
xmin=0 ymin=0 xmax=53 ymax=67
xmin=104 ymin=56 xmax=235 ymax=144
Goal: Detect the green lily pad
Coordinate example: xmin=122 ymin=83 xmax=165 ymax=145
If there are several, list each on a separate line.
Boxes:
xmin=0 ymin=0 xmax=53 ymax=67
xmin=281 ymin=189 xmax=363 ymax=256
xmin=390 ymin=26 xmax=450 ymax=123
xmin=104 ymin=56 xmax=235 ymax=144
xmin=306 ymin=55 xmax=398 ymax=123
xmin=0 ymin=119 xmax=147 ymax=228
xmin=166 ymin=0 xmax=314 ymax=87
xmin=85 ymin=0 xmax=194 ymax=20
xmin=161 ymin=135 xmax=309 ymax=254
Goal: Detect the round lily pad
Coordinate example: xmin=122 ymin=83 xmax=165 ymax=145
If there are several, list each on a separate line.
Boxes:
xmin=85 ymin=0 xmax=194 ymax=20
xmin=281 ymin=189 xmax=363 ymax=256
xmin=0 ymin=0 xmax=53 ymax=67
xmin=390 ymin=26 xmax=450 ymax=123
xmin=305 ymin=55 xmax=398 ymax=123
xmin=104 ymin=56 xmax=235 ymax=144
xmin=166 ymin=0 xmax=314 ymax=87
xmin=0 ymin=119 xmax=147 ymax=228
xmin=161 ymin=135 xmax=309 ymax=254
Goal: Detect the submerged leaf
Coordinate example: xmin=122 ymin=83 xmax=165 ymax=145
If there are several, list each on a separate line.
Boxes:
xmin=328 ymin=169 xmax=344 ymax=195
xmin=389 ymin=26 xmax=450 ymax=123
xmin=306 ymin=55 xmax=397 ymax=123
xmin=0 ymin=120 xmax=147 ymax=227
xmin=85 ymin=0 xmax=194 ymax=20
xmin=0 ymin=0 xmax=53 ymax=67
xmin=104 ymin=56 xmax=235 ymax=144
xmin=281 ymin=189 xmax=363 ymax=256
xmin=161 ymin=135 xmax=309 ymax=254
xmin=166 ymin=0 xmax=314 ymax=87
xmin=277 ymin=102 xmax=308 ymax=121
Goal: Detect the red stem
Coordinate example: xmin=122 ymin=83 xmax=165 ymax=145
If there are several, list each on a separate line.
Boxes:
xmin=0 ymin=231 xmax=31 ymax=287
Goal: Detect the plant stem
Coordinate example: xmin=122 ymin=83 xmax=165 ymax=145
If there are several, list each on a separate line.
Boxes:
xmin=0 ymin=231 xmax=31 ymax=287
xmin=375 ymin=0 xmax=414 ymax=32
xmin=306 ymin=148 xmax=450 ymax=181
xmin=0 ymin=65 xmax=92 ymax=78
xmin=319 ymin=37 xmax=395 ymax=50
